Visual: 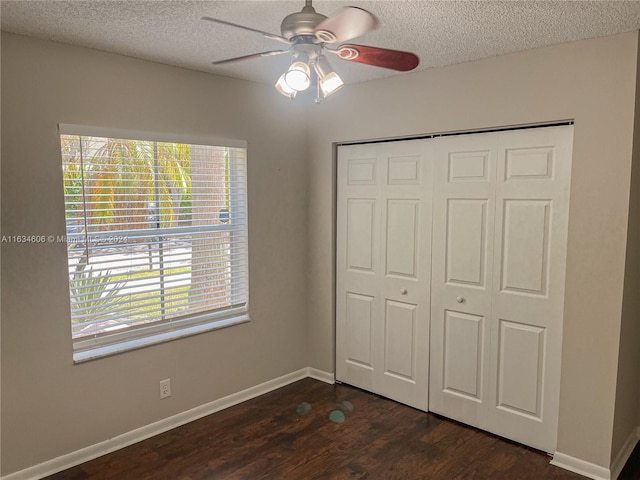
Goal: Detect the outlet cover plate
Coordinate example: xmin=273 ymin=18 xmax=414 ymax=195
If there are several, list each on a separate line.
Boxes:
xmin=159 ymin=379 xmax=171 ymax=399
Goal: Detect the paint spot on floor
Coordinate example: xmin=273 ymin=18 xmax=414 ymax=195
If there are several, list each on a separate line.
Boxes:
xmin=339 ymin=400 xmax=354 ymax=413
xmin=329 ymin=410 xmax=345 ymax=423
xmin=296 ymin=402 xmax=311 ymax=415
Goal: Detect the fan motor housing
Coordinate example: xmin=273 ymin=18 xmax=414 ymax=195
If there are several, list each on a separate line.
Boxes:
xmin=280 ymin=8 xmax=327 ymax=40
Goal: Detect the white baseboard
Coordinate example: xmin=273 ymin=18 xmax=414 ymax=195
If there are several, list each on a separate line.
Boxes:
xmin=2 ymin=367 xmax=336 ymax=480
xmin=551 ymin=452 xmax=610 ymax=480
xmin=610 ymin=425 xmax=640 ymax=480
xmin=307 ymin=367 xmax=335 ymax=384
xmin=553 ymin=426 xmax=640 ymax=480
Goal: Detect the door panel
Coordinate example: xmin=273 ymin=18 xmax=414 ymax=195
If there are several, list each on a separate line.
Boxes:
xmin=448 ymin=150 xmax=490 ymax=182
xmin=346 ymin=199 xmax=377 ymax=272
xmin=384 ymin=299 xmax=417 ymax=380
xmin=345 ymin=292 xmax=375 ymax=368
xmin=504 ymin=146 xmax=554 ymax=180
xmin=337 ymin=150 xmax=381 ymax=393
xmin=386 ymin=199 xmax=419 ymax=278
xmin=337 ymin=141 xmax=432 ymax=410
xmin=443 ymin=310 xmax=484 ymax=401
xmin=496 ymin=319 xmax=545 ymax=418
xmin=377 ymin=142 xmax=433 ymax=409
xmin=388 ymin=155 xmax=421 ymax=184
xmin=487 ymin=125 xmax=573 ymax=452
xmin=347 ymin=157 xmax=377 ymax=185
xmin=446 ymin=199 xmax=489 ymax=287
xmin=500 ymin=199 xmax=551 ymax=295
xmin=429 ymin=133 xmax=497 ymax=424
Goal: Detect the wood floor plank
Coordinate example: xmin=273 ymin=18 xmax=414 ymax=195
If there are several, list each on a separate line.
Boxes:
xmin=44 ymin=378 xmax=639 ymax=479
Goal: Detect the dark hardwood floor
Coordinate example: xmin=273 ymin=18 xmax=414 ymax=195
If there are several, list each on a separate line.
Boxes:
xmin=621 ymin=443 xmax=640 ymax=480
xmin=47 ymin=378 xmax=640 ymax=480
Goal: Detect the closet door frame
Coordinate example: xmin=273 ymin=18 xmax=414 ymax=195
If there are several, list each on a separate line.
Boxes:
xmin=335 ymin=123 xmax=573 ymax=454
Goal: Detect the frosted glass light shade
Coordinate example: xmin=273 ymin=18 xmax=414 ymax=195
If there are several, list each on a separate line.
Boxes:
xmin=284 ymin=61 xmax=311 ymax=91
xmin=275 ymin=74 xmax=297 ymax=98
xmin=319 ymin=71 xmax=344 ymax=96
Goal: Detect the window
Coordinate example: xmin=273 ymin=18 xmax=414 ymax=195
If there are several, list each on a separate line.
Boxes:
xmin=59 ymin=125 xmax=248 ymax=362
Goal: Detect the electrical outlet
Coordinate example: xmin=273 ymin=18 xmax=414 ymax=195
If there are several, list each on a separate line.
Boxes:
xmin=159 ymin=379 xmax=171 ymax=399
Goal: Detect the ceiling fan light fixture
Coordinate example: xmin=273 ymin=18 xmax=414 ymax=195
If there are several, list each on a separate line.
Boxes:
xmin=319 ymin=71 xmax=344 ymax=96
xmin=275 ymin=73 xmax=297 ymax=98
xmin=204 ymin=3 xmax=418 ymax=103
xmin=284 ymin=61 xmax=311 ymax=91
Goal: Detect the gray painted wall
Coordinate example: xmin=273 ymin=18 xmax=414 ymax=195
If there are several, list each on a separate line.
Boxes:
xmin=1 ymin=33 xmax=309 ymax=475
xmin=612 ymin=32 xmax=640 ymax=466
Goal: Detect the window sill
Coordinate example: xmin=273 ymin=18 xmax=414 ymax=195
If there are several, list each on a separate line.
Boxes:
xmin=73 ymin=314 xmax=250 ymax=363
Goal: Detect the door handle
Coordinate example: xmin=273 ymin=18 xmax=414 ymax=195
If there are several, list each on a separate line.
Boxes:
xmin=400 ymin=288 xmax=408 ymax=295
xmin=456 ymin=296 xmax=465 ymax=303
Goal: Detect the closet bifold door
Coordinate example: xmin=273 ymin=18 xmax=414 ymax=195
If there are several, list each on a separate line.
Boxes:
xmin=487 ymin=126 xmax=572 ymax=452
xmin=428 ymin=132 xmax=497 ymax=430
xmin=336 ymin=140 xmax=433 ymax=411
xmin=429 ymin=125 xmax=573 ymax=453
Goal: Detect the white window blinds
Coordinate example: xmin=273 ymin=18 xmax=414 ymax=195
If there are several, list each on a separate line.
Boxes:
xmin=59 ymin=126 xmax=248 ymax=361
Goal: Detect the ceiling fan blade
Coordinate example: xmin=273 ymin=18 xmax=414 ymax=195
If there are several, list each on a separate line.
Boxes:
xmin=201 ymin=16 xmax=291 ymax=45
xmin=314 ymin=7 xmax=378 ymax=43
xmin=212 ymin=49 xmax=291 ymax=65
xmin=333 ymin=44 xmax=419 ymax=71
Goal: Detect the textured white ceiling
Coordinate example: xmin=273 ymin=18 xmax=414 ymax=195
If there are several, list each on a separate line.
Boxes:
xmin=2 ymin=1 xmax=640 ymax=87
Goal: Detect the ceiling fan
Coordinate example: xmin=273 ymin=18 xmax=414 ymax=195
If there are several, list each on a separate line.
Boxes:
xmin=201 ymin=1 xmax=420 ymax=101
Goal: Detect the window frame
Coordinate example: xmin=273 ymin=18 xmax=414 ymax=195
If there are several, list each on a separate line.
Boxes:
xmin=58 ymin=124 xmax=250 ymax=363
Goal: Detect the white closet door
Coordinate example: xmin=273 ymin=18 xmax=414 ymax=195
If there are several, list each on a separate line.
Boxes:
xmin=428 ymin=133 xmax=498 ymax=427
xmin=429 ymin=126 xmax=573 ymax=453
xmin=336 ymin=144 xmax=380 ymax=394
xmin=487 ymin=126 xmax=573 ymax=451
xmin=336 ymin=140 xmax=432 ymax=410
